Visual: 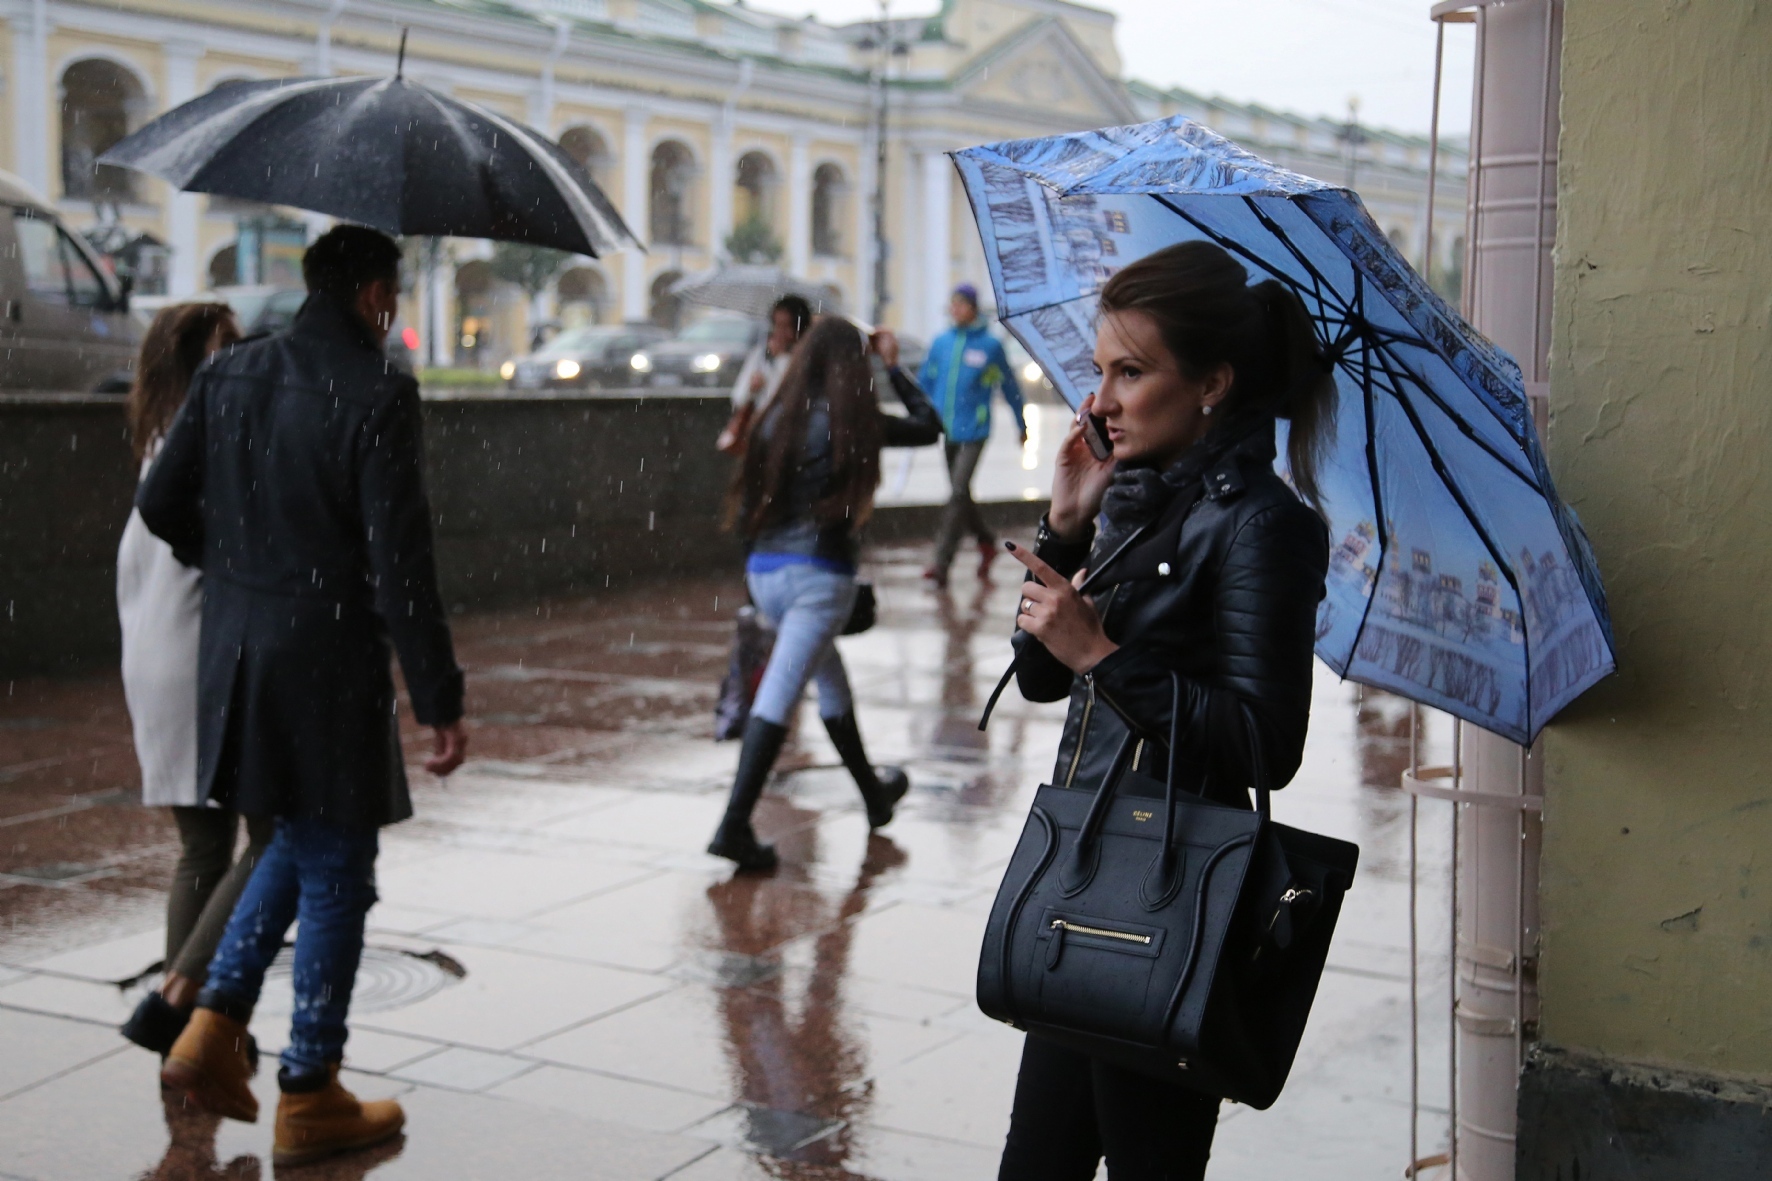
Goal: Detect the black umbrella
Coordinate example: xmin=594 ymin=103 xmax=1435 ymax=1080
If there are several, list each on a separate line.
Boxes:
xmin=99 ymin=40 xmax=636 ymax=257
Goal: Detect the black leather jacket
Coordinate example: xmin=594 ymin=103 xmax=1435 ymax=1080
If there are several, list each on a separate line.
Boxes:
xmin=1014 ymin=425 xmax=1329 ymax=808
xmin=749 ymin=366 xmax=940 ymax=565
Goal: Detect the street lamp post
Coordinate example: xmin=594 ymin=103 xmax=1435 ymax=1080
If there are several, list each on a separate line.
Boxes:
xmin=861 ymin=3 xmax=907 ymax=326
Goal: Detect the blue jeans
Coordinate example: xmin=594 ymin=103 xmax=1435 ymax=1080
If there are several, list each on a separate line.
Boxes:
xmin=199 ymin=819 xmax=379 ymax=1076
xmin=747 ymin=562 xmax=857 ymax=726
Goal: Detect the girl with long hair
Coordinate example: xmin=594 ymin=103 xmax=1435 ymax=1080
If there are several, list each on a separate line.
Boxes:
xmin=116 ymin=302 xmax=272 ymax=1062
xmin=997 ymin=240 xmax=1336 ymax=1178
xmin=709 ymin=317 xmax=941 ymax=870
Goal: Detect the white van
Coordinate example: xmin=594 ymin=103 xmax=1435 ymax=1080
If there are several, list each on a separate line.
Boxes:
xmin=0 ymin=171 xmax=139 ymax=392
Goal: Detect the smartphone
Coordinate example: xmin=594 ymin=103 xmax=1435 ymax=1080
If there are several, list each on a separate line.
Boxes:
xmin=1080 ymin=412 xmax=1113 ymax=461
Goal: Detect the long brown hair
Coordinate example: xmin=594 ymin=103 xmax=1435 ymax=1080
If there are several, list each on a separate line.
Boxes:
xmin=727 ymin=316 xmax=884 ymax=538
xmin=1097 ymin=241 xmax=1337 ymax=511
xmin=128 ymin=302 xmax=239 ymax=461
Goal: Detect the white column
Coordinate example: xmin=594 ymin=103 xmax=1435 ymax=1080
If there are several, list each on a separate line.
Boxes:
xmin=787 ymin=134 xmax=811 ymax=279
xmin=9 ymin=2 xmax=52 ymax=197
xmin=163 ymin=40 xmax=204 ymax=297
xmin=920 ymin=148 xmax=953 ymax=342
xmin=898 ymin=141 xmax=922 ymax=335
xmin=621 ymin=107 xmax=648 ymax=322
xmin=709 ymin=119 xmax=733 ymax=264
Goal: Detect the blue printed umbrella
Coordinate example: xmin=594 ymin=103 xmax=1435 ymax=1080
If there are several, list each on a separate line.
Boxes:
xmin=952 ymin=115 xmax=1613 ymax=743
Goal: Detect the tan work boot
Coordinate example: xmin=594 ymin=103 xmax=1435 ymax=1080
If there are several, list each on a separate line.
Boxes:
xmin=160 ymin=1008 xmax=258 ymax=1123
xmin=273 ymin=1064 xmax=405 ymax=1166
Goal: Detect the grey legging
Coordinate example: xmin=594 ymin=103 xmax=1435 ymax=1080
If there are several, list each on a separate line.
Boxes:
xmin=166 ymin=808 xmax=275 ymax=982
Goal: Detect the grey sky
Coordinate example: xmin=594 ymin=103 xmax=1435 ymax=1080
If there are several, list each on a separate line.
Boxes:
xmin=783 ymin=0 xmax=1474 ymax=136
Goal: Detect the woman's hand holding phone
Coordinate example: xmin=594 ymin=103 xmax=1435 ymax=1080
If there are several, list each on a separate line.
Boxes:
xmin=1049 ymin=394 xmax=1117 ymax=542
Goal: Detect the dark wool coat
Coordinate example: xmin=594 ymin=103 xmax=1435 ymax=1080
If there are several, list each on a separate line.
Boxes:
xmin=1015 ymin=425 xmax=1329 ymax=809
xmin=137 ymin=295 xmax=463 ymax=829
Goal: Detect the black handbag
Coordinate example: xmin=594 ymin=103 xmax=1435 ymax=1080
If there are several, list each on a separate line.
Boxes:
xmin=841 ymin=579 xmax=876 ymax=635
xmin=976 ymin=674 xmax=1359 ymax=1109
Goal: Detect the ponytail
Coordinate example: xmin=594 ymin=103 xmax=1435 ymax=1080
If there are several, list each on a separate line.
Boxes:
xmin=1097 ymin=242 xmax=1337 ymax=515
xmin=1251 ymin=279 xmax=1336 ymax=514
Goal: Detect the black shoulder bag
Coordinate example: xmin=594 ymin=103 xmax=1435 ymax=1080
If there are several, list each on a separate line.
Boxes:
xmin=976 ymin=673 xmax=1359 ymax=1109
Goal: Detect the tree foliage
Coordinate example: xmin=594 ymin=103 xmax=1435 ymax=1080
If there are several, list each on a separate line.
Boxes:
xmin=489 ymin=242 xmax=573 ymax=298
xmin=724 ymin=214 xmax=782 ymax=265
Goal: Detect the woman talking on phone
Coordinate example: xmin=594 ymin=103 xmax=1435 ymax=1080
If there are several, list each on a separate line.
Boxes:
xmin=997 ymin=241 xmax=1334 ymax=1179
xmin=709 ymin=318 xmax=941 ymax=871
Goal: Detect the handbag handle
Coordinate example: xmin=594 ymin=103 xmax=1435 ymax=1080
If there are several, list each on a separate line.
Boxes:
xmin=1057 ymin=671 xmax=1271 ymax=900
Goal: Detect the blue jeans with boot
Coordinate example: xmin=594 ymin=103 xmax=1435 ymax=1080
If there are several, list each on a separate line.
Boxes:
xmin=197 ymin=818 xmax=379 ymax=1088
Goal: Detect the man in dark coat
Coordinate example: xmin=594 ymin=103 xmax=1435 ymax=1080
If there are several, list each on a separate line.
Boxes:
xmin=140 ymin=224 xmax=465 ymax=1164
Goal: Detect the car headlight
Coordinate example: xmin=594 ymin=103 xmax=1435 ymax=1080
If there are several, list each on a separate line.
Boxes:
xmin=499 ymin=360 xmax=516 ymax=380
xmin=555 ymin=359 xmax=581 ymax=380
xmin=692 ymin=353 xmax=723 ymax=373
xmin=630 ymin=352 xmax=652 ymax=373
xmin=1021 ymin=361 xmax=1043 ymax=384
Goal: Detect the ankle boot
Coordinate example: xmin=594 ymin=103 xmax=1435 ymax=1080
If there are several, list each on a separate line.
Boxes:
xmin=708 ymin=717 xmax=788 ymax=871
xmin=823 ymin=712 xmax=909 ymax=829
xmin=273 ymin=1063 xmax=404 ymax=1166
xmin=122 ymin=991 xmax=189 ymax=1056
xmin=161 ymin=1008 xmax=259 ymax=1123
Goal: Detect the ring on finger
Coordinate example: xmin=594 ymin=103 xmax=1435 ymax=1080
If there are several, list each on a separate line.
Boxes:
xmin=1019 ymin=597 xmax=1033 ymax=615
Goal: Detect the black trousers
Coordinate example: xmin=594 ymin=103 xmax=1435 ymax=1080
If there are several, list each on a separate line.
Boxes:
xmin=998 ymin=1034 xmax=1220 ymax=1181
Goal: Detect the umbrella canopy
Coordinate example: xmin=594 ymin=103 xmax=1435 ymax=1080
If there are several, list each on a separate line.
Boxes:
xmin=99 ymin=75 xmax=636 ymax=257
xmin=670 ymin=265 xmax=835 ymax=320
xmin=952 ymin=115 xmax=1613 ymax=744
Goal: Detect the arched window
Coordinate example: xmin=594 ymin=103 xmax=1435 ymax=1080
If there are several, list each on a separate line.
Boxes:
xmin=455 ymin=260 xmax=497 ymax=363
xmin=649 ymin=269 xmax=684 ymax=329
xmin=60 ymin=59 xmax=148 ymax=202
xmin=649 ymin=141 xmax=697 ymax=247
xmin=208 ymin=243 xmax=239 ymax=289
xmin=728 ymin=151 xmax=781 ymax=263
xmin=558 ymin=125 xmax=612 ymax=189
xmin=556 ymin=265 xmax=609 ymax=326
xmin=734 ymin=151 xmax=778 ymax=228
xmin=811 ymin=163 xmax=848 ymax=258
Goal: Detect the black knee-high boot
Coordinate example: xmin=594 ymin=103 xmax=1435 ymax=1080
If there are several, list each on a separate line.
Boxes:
xmin=823 ymin=712 xmax=908 ymax=829
xmin=708 ymin=717 xmax=788 ymax=870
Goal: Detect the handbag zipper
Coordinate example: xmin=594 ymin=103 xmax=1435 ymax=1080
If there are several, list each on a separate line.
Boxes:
xmin=1062 ymin=587 xmax=1119 ymax=789
xmin=1050 ymin=918 xmax=1152 ymax=945
xmin=1062 ymin=674 xmax=1096 ymax=788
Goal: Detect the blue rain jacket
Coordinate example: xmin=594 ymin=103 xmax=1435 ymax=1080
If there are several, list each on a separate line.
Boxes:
xmin=919 ymin=323 xmax=1026 ymax=445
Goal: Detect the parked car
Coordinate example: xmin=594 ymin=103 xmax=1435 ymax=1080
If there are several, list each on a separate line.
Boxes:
xmin=0 ymin=171 xmax=139 ymax=393
xmin=499 ymin=324 xmax=669 ymax=391
xmin=631 ymin=314 xmax=761 ymax=390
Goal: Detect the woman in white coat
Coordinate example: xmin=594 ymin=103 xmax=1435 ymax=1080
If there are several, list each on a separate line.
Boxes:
xmin=116 ymin=302 xmax=272 ymax=1060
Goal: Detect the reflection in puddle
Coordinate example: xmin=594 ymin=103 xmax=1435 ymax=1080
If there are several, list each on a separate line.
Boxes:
xmin=703 ymin=833 xmax=907 ymax=1172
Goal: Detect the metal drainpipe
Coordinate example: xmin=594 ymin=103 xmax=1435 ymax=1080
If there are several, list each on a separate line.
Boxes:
xmin=316 ymin=0 xmax=350 ymax=77
xmin=1420 ymin=2 xmax=1562 ymax=1178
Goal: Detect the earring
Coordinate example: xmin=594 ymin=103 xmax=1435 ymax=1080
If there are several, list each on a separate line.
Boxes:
xmin=1201 ymin=404 xmax=1214 ymax=416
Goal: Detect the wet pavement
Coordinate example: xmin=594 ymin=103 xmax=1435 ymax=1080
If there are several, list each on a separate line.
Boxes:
xmin=0 ymin=540 xmax=1452 ymax=1180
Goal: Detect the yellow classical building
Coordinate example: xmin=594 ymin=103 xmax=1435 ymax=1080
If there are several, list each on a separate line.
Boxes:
xmin=0 ymin=0 xmax=1464 ymax=364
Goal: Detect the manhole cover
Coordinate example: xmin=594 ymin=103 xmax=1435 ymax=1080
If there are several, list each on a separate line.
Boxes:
xmin=257 ymin=946 xmax=463 ymax=1017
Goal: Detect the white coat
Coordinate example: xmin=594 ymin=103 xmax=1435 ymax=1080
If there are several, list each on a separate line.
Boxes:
xmin=117 ymin=453 xmax=202 ymax=808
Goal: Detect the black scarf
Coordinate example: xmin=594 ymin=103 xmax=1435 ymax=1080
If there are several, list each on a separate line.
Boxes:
xmin=1092 ymin=421 xmax=1262 ymax=563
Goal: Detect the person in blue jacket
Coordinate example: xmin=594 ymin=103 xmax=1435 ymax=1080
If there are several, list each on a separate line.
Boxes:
xmin=919 ymin=283 xmax=1026 ymax=587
